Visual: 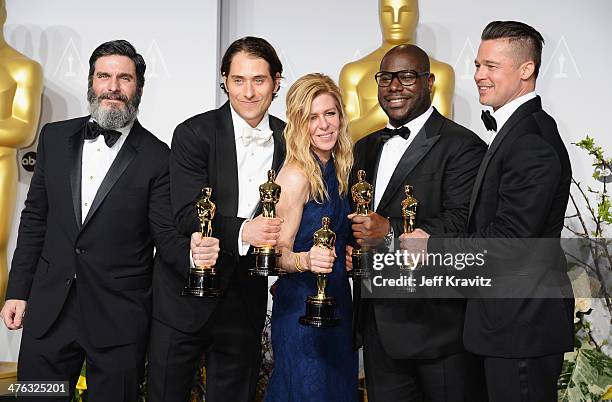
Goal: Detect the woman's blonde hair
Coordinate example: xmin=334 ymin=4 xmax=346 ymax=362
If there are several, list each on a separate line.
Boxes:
xmin=284 ymin=73 xmax=353 ymax=203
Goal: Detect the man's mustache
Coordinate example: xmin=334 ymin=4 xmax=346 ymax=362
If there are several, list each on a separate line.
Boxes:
xmin=98 ymin=93 xmax=128 ymax=103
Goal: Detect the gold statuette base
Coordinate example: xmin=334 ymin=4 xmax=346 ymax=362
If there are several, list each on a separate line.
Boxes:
xmin=181 ymin=267 xmax=223 ymax=298
xmin=299 ymin=295 xmax=339 ymax=328
xmin=249 ymin=246 xmax=283 ymax=277
xmin=348 ymin=246 xmax=372 ymax=279
xmin=398 ymin=261 xmax=419 ymax=293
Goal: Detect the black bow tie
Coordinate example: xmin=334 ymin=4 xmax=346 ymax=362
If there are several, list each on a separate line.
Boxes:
xmin=380 ymin=126 xmax=411 ymax=143
xmin=85 ymin=121 xmax=122 ymax=147
xmin=481 ymin=110 xmax=497 ymax=132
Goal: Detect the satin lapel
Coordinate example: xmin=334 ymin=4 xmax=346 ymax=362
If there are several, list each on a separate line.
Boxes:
xmin=68 ymin=122 xmax=87 ymax=229
xmin=270 ymin=116 xmax=286 ymax=172
xmin=81 ymin=122 xmax=139 ymax=229
xmin=364 ymin=134 xmax=384 ymax=185
xmin=215 ymin=102 xmax=239 ymax=216
xmin=467 ymin=97 xmax=543 ymax=224
xmin=376 ymin=112 xmax=443 ymax=213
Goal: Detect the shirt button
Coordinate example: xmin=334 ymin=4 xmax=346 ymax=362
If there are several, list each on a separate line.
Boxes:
xmin=84 ymin=202 xmax=88 ymax=207
xmin=75 ymin=248 xmax=83 ymax=254
xmin=90 ymin=176 xmax=94 ymax=180
xmin=97 ymin=148 xmax=101 ymax=152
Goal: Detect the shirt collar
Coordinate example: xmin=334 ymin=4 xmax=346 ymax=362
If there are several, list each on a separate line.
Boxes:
xmin=491 ymin=91 xmax=537 ymax=134
xmin=386 ymin=105 xmax=434 ymax=138
xmin=229 ymin=102 xmax=271 ymax=140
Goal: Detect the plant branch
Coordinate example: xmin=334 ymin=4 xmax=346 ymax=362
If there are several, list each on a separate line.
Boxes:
xmin=569 ymin=182 xmax=612 ymax=313
xmin=572 ymin=179 xmax=599 ymax=234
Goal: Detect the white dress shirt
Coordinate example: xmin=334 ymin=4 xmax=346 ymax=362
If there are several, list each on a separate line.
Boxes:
xmin=230 ymin=105 xmax=275 ymax=255
xmin=486 ymin=91 xmax=537 ymax=147
xmin=374 ymin=106 xmax=434 ymax=211
xmin=81 ymin=120 xmax=133 ymax=222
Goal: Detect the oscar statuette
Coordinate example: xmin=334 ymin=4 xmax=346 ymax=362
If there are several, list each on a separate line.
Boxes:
xmin=400 ymin=184 xmax=418 ymax=293
xmin=249 ymin=169 xmax=283 ymax=276
xmin=299 ymin=217 xmax=340 ymax=327
xmin=181 ymin=187 xmax=223 ymax=297
xmin=349 ymin=170 xmax=373 ymax=278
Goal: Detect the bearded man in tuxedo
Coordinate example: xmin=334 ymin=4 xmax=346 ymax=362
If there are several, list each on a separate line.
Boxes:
xmin=0 ymin=40 xmax=190 ymax=402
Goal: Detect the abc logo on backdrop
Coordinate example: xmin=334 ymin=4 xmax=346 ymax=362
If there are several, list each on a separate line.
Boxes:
xmin=21 ymin=152 xmax=37 ymax=172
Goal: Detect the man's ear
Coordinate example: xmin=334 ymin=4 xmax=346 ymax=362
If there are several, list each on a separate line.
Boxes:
xmin=273 ymin=73 xmax=281 ymax=94
xmin=520 ymin=60 xmax=536 ymax=81
xmin=427 ymin=73 xmax=436 ymax=92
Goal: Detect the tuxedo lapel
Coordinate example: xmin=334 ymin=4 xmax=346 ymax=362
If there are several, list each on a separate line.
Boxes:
xmin=270 ymin=116 xmax=286 ymax=172
xmin=68 ymin=122 xmax=87 ymax=229
xmin=215 ymin=102 xmax=239 ymax=216
xmin=376 ymin=111 xmax=443 ymax=213
xmin=467 ymin=97 xmax=542 ymax=224
xmin=81 ymin=121 xmax=140 ymax=229
xmin=365 ymin=135 xmax=385 ymax=186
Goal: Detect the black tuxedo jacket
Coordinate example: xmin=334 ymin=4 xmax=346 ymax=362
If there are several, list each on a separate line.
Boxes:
xmin=352 ymin=108 xmax=486 ymax=358
xmin=153 ymin=101 xmax=285 ymax=334
xmin=7 ymin=116 xmax=187 ymax=348
xmin=445 ymin=96 xmax=574 ymax=358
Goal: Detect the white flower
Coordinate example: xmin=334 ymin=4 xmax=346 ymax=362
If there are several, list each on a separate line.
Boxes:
xmin=575 ymin=297 xmax=592 ymax=314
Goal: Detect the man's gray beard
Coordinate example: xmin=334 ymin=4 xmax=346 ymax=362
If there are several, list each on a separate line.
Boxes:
xmin=87 ymin=87 xmax=140 ymax=130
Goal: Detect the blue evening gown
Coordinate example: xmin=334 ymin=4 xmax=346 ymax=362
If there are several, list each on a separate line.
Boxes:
xmin=265 ymin=159 xmax=358 ymax=402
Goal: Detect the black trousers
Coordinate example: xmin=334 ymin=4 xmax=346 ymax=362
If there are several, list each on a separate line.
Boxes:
xmin=147 ymin=288 xmax=263 ymax=402
xmin=483 ymin=354 xmax=564 ymax=402
xmin=362 ymin=305 xmax=486 ymax=402
xmin=17 ymin=283 xmax=146 ymax=402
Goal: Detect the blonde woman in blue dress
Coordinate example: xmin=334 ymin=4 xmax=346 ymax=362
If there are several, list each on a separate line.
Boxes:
xmin=265 ymin=73 xmax=358 ymax=402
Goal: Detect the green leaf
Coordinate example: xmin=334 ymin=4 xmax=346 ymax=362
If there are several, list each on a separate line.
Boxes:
xmin=558 ymin=349 xmax=612 ymax=401
xmin=598 ymin=196 xmax=612 ymax=224
xmin=574 ymin=135 xmax=607 ymax=165
xmin=574 ymin=136 xmax=595 ymax=152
